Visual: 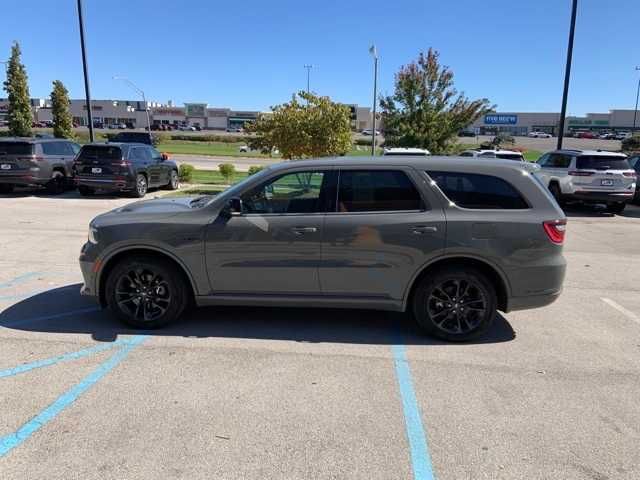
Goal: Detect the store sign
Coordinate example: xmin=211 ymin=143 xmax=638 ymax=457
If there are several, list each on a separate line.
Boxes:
xmin=568 ymin=119 xmax=609 ymax=126
xmin=485 ymin=114 xmax=518 ymax=125
xmin=153 ymin=108 xmax=183 ymax=116
xmin=185 ymin=103 xmax=206 ymax=117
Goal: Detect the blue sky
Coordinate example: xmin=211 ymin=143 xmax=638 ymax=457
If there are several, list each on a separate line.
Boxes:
xmin=1 ymin=0 xmax=638 ymax=116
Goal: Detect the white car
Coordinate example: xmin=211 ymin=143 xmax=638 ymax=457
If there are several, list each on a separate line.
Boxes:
xmin=178 ymin=125 xmax=196 ymax=131
xmin=536 ymin=149 xmax=636 ymax=213
xmin=361 ymin=129 xmax=381 ymax=136
xmin=528 ymin=131 xmax=552 ymax=138
xmin=382 ymin=147 xmax=430 ymax=156
xmin=459 ymin=149 xmax=525 ymax=161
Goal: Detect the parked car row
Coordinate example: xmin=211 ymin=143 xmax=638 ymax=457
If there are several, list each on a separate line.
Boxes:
xmin=0 ymin=137 xmax=178 ymax=198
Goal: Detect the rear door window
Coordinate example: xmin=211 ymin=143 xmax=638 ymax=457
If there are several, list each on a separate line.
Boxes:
xmin=41 ymin=142 xmax=66 ymax=155
xmin=0 ymin=142 xmax=34 ymax=155
xmin=337 ymin=170 xmax=423 ymax=212
xmin=576 ymin=156 xmax=630 ymax=170
xmin=426 ymin=171 xmax=529 ymax=209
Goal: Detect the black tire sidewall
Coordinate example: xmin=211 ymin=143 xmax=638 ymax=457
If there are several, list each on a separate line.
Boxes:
xmin=105 ymin=255 xmax=188 ymax=329
xmin=412 ymin=267 xmax=497 ymax=342
xmin=133 ymin=174 xmax=147 ymax=198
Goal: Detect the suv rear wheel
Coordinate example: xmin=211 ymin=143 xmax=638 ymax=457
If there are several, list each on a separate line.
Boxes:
xmin=46 ymin=171 xmax=66 ymax=195
xmin=412 ymin=266 xmax=497 ymax=341
xmin=105 ymin=254 xmax=189 ymax=329
xmin=131 ymin=173 xmax=148 ymax=198
xmin=606 ymin=202 xmax=626 ymax=214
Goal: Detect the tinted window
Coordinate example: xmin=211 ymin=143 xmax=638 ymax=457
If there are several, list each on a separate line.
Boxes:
xmin=537 ymin=153 xmax=550 ymax=166
xmin=41 ymin=142 xmax=66 ymax=155
xmin=629 ymin=156 xmax=639 ymax=170
xmin=337 ymin=170 xmax=423 ymax=212
xmin=149 ymin=146 xmax=162 ymax=161
xmin=547 ymin=154 xmax=571 ymax=168
xmin=479 ymin=152 xmax=495 ymax=157
xmin=496 ymin=153 xmax=524 ymax=161
xmin=427 ymin=171 xmax=529 ymax=209
xmin=78 ymin=146 xmax=122 ymax=163
xmin=242 ymin=171 xmax=328 ymax=214
xmin=459 ymin=151 xmax=474 ymax=157
xmin=69 ymin=143 xmax=81 ymax=155
xmin=576 ymin=156 xmax=630 ymax=170
xmin=0 ymin=142 xmax=33 ymax=155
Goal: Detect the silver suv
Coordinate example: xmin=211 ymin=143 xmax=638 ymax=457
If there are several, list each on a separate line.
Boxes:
xmin=79 ymin=156 xmax=567 ymax=341
xmin=0 ymin=137 xmax=80 ymax=194
xmin=536 ymin=149 xmax=636 ymax=213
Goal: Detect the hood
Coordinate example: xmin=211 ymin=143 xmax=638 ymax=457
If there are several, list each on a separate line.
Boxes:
xmin=112 ymin=196 xmax=199 ymax=214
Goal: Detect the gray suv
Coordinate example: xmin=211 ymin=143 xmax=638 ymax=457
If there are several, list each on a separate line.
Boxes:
xmin=79 ymin=156 xmax=567 ymax=341
xmin=0 ymin=137 xmax=80 ymax=194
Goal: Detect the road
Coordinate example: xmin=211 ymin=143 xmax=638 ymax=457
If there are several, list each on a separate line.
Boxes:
xmin=0 ymin=190 xmax=639 ymax=479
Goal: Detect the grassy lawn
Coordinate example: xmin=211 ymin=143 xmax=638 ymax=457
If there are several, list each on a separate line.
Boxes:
xmin=157 ymin=141 xmax=272 ymax=157
xmin=165 ymin=186 xmax=225 ymax=197
xmin=524 ymin=150 xmax=542 ymax=161
xmin=191 ymin=169 xmax=249 ymax=185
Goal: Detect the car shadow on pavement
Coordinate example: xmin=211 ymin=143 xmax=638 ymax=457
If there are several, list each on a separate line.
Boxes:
xmin=563 ymin=203 xmax=640 ymax=219
xmin=0 ymin=284 xmax=516 ymax=346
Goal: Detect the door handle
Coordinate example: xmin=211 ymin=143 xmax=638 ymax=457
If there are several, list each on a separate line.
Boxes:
xmin=291 ymin=226 xmax=317 ymax=235
xmin=411 ymin=225 xmax=438 ymax=235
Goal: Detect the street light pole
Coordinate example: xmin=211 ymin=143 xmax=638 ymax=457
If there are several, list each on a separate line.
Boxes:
xmin=113 ymin=76 xmax=151 ymax=141
xmin=76 ymin=0 xmax=94 ymax=142
xmin=633 ymin=66 xmax=640 ymax=133
xmin=304 ymin=65 xmax=312 ymax=96
xmin=369 ymin=45 xmax=378 ymax=156
xmin=557 ymin=0 xmax=578 ymax=150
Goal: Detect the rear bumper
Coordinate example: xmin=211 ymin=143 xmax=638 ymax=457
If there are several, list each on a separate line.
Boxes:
xmin=566 ymin=191 xmax=634 ymax=203
xmin=0 ymin=174 xmax=48 ymax=186
xmin=76 ymin=176 xmax=134 ymax=191
xmin=507 ymin=289 xmax=562 ymax=312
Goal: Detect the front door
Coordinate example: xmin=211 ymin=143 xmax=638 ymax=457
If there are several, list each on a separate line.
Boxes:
xmin=205 ymin=168 xmax=335 ymax=294
xmin=320 ymin=168 xmax=446 ymax=301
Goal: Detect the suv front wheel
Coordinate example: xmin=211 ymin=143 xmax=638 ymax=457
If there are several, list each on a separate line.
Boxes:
xmin=412 ymin=266 xmax=497 ymax=341
xmin=105 ymin=254 xmax=189 ymax=329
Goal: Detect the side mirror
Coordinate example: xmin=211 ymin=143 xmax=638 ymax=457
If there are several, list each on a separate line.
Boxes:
xmin=222 ymin=197 xmax=243 ymax=217
xmin=161 ymin=153 xmax=169 ymax=161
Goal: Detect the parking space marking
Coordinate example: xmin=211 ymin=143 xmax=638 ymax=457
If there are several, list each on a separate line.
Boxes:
xmin=0 ymin=335 xmax=148 ymax=457
xmin=601 ymin=298 xmax=640 ymax=325
xmin=1 ymin=307 xmax=101 ymax=328
xmin=0 ymin=272 xmax=44 ymax=290
xmin=392 ymin=345 xmax=436 ymax=480
xmin=0 ymin=339 xmax=128 ymax=378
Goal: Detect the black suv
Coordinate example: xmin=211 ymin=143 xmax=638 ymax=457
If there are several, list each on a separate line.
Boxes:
xmin=0 ymin=137 xmax=81 ymax=194
xmin=110 ymin=131 xmax=157 ymax=146
xmin=73 ymin=143 xmax=179 ymax=198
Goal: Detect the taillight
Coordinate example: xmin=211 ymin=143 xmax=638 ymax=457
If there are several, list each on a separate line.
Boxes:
xmin=111 ymin=160 xmax=132 ymax=167
xmin=17 ymin=156 xmax=44 ymax=161
xmin=623 ymin=171 xmax=637 ymax=178
xmin=568 ymin=170 xmax=594 ymax=176
xmin=543 ymin=219 xmax=567 ymax=245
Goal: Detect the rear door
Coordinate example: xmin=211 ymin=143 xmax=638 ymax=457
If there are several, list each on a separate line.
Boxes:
xmin=148 ymin=146 xmax=169 ymax=185
xmin=137 ymin=146 xmax=160 ymax=186
xmin=319 ymin=167 xmax=446 ymax=301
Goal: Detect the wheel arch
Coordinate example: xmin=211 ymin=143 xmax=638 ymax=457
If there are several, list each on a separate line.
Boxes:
xmin=404 ymin=255 xmax=510 ymax=313
xmin=97 ymin=246 xmax=196 ymax=307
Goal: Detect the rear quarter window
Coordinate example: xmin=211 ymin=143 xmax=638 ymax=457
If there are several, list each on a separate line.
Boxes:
xmin=426 ymin=171 xmax=529 ymax=209
xmin=576 ymin=156 xmax=630 ymax=170
xmin=0 ymin=142 xmax=34 ymax=155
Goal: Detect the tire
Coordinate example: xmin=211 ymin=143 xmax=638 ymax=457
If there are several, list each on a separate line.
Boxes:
xmin=605 ymin=202 xmax=626 ymax=214
xmin=412 ymin=266 xmax=497 ymax=342
xmin=105 ymin=254 xmax=189 ymax=329
xmin=131 ymin=173 xmax=148 ymax=198
xmin=46 ymin=171 xmax=66 ymax=195
xmin=78 ymin=185 xmax=94 ymax=196
xmin=164 ymin=169 xmax=179 ymax=190
xmin=0 ymin=184 xmax=14 ymax=194
xmin=548 ymin=183 xmax=565 ymax=207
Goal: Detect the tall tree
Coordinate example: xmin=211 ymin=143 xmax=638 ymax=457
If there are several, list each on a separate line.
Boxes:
xmin=245 ymin=91 xmax=352 ymax=159
xmin=3 ymin=42 xmax=32 ymax=137
xmin=380 ymin=48 xmax=493 ymax=154
xmin=51 ymin=80 xmax=74 ymax=138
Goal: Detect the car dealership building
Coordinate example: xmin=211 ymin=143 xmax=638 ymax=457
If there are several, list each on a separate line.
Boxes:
xmin=470 ymin=110 xmax=639 ymax=136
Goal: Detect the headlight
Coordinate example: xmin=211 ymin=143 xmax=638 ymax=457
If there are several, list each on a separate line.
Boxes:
xmin=88 ymin=225 xmax=99 ymax=244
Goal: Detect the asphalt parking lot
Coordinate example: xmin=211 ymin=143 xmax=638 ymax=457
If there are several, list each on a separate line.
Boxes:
xmin=1 ymin=191 xmax=639 ymax=479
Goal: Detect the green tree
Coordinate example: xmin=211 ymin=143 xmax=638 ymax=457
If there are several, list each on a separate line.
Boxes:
xmin=50 ymin=80 xmax=74 ymax=139
xmin=245 ymin=91 xmax=352 ymax=159
xmin=380 ymin=48 xmax=493 ymax=154
xmin=218 ymin=163 xmax=236 ymax=183
xmin=3 ymin=42 xmax=32 ymax=137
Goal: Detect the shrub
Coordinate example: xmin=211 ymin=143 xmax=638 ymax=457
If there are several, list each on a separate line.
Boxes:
xmin=218 ymin=163 xmax=236 ymax=183
xmin=155 ymin=132 xmax=171 ymax=144
xmin=178 ymin=164 xmax=195 ymax=183
xmin=622 ymin=135 xmax=640 ymax=153
xmin=170 ymin=134 xmax=246 ymax=143
xmin=354 ymin=138 xmax=373 ymax=146
xmin=247 ymin=165 xmax=264 ymax=175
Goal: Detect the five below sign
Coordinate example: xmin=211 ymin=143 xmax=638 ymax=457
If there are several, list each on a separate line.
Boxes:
xmin=485 ymin=114 xmax=518 ymax=125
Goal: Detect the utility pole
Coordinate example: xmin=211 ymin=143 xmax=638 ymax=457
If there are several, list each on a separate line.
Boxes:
xmin=633 ymin=66 xmax=640 ymax=133
xmin=557 ymin=0 xmax=578 ymax=150
xmin=304 ymin=65 xmax=312 ymax=102
xmin=114 ymin=76 xmax=152 ymax=141
xmin=369 ymin=45 xmax=378 ymax=156
xmin=77 ymin=0 xmax=94 ymax=141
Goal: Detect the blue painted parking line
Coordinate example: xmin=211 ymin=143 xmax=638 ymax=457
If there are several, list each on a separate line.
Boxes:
xmin=0 ymin=334 xmax=148 ymax=457
xmin=1 ymin=306 xmax=101 ymax=328
xmin=392 ymin=344 xmax=435 ymax=480
xmin=0 ymin=339 xmax=128 ymax=379
xmin=0 ymin=272 xmax=45 ymax=290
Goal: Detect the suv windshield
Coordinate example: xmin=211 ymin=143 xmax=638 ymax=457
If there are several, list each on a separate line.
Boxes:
xmin=0 ymin=142 xmax=34 ymax=155
xmin=576 ymin=156 xmax=630 ymax=170
xmin=78 ymin=145 xmax=123 ymax=163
